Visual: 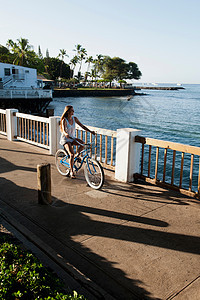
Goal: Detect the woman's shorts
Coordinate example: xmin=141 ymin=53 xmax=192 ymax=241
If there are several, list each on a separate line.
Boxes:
xmin=59 ymin=136 xmax=74 ymax=146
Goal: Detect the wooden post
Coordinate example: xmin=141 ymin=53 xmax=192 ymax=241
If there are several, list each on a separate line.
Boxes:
xmin=37 ymin=163 xmax=52 ymax=204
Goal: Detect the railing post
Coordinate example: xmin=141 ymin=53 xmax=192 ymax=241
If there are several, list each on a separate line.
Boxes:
xmin=6 ymin=108 xmax=18 ymax=141
xmin=49 ymin=116 xmax=60 ymax=155
xmin=115 ymin=128 xmax=141 ymax=182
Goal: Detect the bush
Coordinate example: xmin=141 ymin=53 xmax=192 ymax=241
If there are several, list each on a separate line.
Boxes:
xmin=0 ymin=235 xmax=86 ymax=300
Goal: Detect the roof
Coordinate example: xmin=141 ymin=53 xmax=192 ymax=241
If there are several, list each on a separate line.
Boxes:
xmin=37 ymin=75 xmax=54 ymax=82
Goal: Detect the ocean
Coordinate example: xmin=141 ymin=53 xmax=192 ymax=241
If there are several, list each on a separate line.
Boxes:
xmin=52 ymin=84 xmax=200 ymax=147
xmin=52 ymin=84 xmax=200 ymax=191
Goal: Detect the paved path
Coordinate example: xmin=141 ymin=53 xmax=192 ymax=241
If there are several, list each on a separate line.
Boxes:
xmin=1 ymin=134 xmax=200 ymax=299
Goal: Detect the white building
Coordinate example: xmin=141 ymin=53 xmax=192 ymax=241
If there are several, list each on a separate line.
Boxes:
xmin=0 ymin=62 xmax=39 ymax=89
xmin=0 ymin=63 xmax=52 ymax=114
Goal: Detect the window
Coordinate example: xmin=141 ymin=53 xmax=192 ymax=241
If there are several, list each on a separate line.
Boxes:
xmin=25 ymin=70 xmax=29 ymax=73
xmin=12 ymin=68 xmax=19 ymax=75
xmin=4 ymin=68 xmax=11 ymax=76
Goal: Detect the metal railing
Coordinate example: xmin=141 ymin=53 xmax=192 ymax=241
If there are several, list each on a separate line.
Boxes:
xmin=76 ymin=124 xmax=117 ymax=170
xmin=15 ymin=112 xmax=50 ymax=149
xmin=2 ymin=75 xmax=13 ymax=87
xmin=135 ymin=136 xmax=200 ymax=199
xmin=0 ymin=109 xmax=6 ymax=135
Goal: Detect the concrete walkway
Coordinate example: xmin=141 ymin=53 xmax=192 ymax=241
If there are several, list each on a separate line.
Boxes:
xmin=0 ymin=134 xmax=200 ymax=299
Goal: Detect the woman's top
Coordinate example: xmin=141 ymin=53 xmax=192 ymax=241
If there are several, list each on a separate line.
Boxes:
xmin=59 ymin=117 xmax=76 ymax=145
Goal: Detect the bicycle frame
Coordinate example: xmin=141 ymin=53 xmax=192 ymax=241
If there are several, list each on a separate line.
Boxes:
xmin=61 ymin=143 xmax=97 ymax=174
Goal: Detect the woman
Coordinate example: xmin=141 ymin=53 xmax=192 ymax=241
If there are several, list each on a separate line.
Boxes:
xmin=60 ymin=105 xmax=95 ymax=178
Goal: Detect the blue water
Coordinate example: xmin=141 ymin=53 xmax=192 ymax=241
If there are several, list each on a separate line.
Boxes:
xmin=52 ymin=84 xmax=200 ymax=191
xmin=52 ymin=84 xmax=200 ymax=146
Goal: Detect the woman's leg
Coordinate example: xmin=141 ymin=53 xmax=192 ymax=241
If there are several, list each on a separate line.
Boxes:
xmin=64 ymin=143 xmax=75 ymax=175
xmin=73 ymin=138 xmax=85 ymax=156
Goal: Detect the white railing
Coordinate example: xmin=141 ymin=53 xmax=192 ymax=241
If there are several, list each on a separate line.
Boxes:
xmin=0 ymin=89 xmax=52 ymax=99
xmin=16 ymin=112 xmax=50 ymax=150
xmin=0 ymin=108 xmax=140 ymax=183
xmin=0 ymin=109 xmax=6 ymax=135
xmin=76 ymin=124 xmax=117 ymax=170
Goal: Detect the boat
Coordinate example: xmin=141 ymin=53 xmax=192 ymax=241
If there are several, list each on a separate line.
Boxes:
xmin=0 ymin=62 xmax=52 ymax=114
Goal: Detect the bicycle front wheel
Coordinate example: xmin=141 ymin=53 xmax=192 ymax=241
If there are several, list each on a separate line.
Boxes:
xmin=55 ymin=149 xmax=70 ymax=176
xmin=84 ymin=158 xmax=104 ymax=189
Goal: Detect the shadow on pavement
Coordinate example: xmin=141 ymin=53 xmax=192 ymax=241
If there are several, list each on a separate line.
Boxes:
xmin=1 ymin=170 xmax=200 ymax=299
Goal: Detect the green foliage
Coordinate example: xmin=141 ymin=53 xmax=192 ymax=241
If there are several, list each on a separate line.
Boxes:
xmin=44 ymin=57 xmax=70 ymax=80
xmin=0 ymin=237 xmax=86 ymax=300
xmin=0 ymin=37 xmax=142 ymax=85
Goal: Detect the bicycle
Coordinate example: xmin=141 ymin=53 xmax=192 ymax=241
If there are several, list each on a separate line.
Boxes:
xmin=55 ymin=138 xmax=104 ymax=189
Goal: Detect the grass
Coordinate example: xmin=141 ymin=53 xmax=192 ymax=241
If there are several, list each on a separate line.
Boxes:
xmin=0 ymin=232 xmax=86 ymax=300
xmin=53 ymin=87 xmax=127 ymax=91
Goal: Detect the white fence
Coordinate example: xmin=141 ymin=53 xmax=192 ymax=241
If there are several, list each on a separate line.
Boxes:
xmin=0 ymin=108 xmax=141 ymax=182
xmin=0 ymin=89 xmax=52 ymax=99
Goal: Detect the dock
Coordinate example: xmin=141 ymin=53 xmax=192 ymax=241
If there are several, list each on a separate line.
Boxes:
xmin=1 ymin=134 xmax=200 ymax=299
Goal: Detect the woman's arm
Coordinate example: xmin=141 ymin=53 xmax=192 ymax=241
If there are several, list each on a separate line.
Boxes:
xmin=74 ymin=117 xmax=95 ymax=135
xmin=61 ymin=119 xmax=70 ymax=138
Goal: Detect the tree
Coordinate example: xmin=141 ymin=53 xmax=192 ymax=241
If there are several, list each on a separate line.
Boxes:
xmin=38 ymin=45 xmax=43 ymax=59
xmin=26 ymin=50 xmax=45 ymax=74
xmin=85 ymin=56 xmax=93 ymax=73
xmin=70 ymin=55 xmax=79 ymax=78
xmin=103 ymin=57 xmax=126 ymax=86
xmin=126 ymin=62 xmax=142 ymax=80
xmin=0 ymin=44 xmax=9 ymax=55
xmin=46 ymin=49 xmax=50 ymax=58
xmin=73 ymin=44 xmax=82 ymax=57
xmin=57 ymin=49 xmax=69 ymax=78
xmin=78 ymin=48 xmax=87 ymax=74
xmin=95 ymin=54 xmax=104 ymax=76
xmin=84 ymin=56 xmax=93 ymax=82
xmin=103 ymin=57 xmax=142 ymax=87
xmin=6 ymin=38 xmax=32 ymax=66
xmin=43 ymin=57 xmax=70 ymax=80
xmin=72 ymin=44 xmax=87 ymax=81
xmin=0 ymin=44 xmax=14 ymax=64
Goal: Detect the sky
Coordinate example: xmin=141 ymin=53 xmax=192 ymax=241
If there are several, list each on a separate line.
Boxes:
xmin=1 ymin=0 xmax=200 ymax=84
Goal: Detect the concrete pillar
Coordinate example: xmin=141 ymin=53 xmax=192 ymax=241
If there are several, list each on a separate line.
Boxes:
xmin=49 ymin=116 xmax=60 ymax=155
xmin=6 ymin=108 xmax=18 ymax=141
xmin=115 ymin=128 xmax=141 ymax=182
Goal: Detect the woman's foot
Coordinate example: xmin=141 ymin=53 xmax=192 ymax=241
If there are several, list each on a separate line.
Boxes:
xmin=70 ymin=171 xmax=76 ymax=179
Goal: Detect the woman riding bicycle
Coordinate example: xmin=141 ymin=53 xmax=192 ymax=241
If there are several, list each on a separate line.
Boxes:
xmin=60 ymin=105 xmax=95 ymax=178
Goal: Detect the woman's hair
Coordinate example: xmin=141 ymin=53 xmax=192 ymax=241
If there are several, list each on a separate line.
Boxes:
xmin=60 ymin=105 xmax=73 ymax=131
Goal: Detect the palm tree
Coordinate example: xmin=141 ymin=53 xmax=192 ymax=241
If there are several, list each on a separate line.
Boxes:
xmin=85 ymin=56 xmax=93 ymax=81
xmin=70 ymin=55 xmax=79 ymax=79
xmin=6 ymin=38 xmax=32 ymax=66
xmin=73 ymin=44 xmax=87 ymax=81
xmin=96 ymin=54 xmax=104 ymax=76
xmin=57 ymin=49 xmax=69 ymax=78
xmin=78 ymin=48 xmax=87 ymax=74
xmin=73 ymin=44 xmax=82 ymax=56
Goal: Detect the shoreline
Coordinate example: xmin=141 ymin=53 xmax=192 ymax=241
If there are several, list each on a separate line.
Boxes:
xmin=134 ymin=86 xmax=185 ymax=90
xmin=53 ymin=88 xmax=136 ymax=97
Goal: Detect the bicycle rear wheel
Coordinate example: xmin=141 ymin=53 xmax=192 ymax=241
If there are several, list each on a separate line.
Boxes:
xmin=55 ymin=149 xmax=70 ymax=176
xmin=84 ymin=158 xmax=104 ymax=189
